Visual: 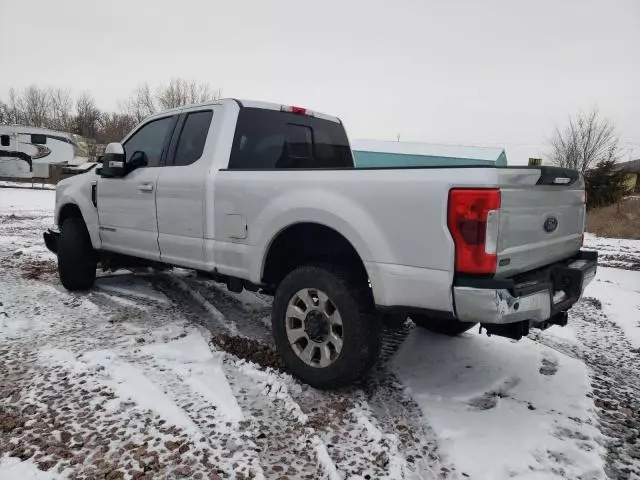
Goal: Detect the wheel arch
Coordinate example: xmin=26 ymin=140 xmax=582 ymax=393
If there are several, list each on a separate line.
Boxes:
xmin=57 ymin=203 xmax=84 ymax=227
xmin=56 ymin=201 xmax=101 ymax=249
xmin=261 ymin=222 xmax=369 ymax=290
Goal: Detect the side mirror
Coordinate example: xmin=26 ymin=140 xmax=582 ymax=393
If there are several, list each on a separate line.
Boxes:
xmin=128 ymin=151 xmax=149 ymax=171
xmin=100 ymin=143 xmax=126 ymax=178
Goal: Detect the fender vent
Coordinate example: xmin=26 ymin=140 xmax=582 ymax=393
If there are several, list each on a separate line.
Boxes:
xmin=91 ymin=182 xmax=97 ymax=207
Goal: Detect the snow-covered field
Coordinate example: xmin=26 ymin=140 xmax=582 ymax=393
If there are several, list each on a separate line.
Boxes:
xmin=1 ymin=188 xmax=639 ymax=479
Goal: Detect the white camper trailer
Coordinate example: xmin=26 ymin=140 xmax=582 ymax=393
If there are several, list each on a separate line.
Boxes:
xmin=0 ymin=126 xmax=90 ymax=179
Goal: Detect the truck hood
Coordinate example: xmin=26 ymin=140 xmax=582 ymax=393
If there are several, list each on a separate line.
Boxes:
xmin=57 ymin=168 xmax=98 ymax=190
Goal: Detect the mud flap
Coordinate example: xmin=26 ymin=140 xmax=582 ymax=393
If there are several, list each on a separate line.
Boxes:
xmin=43 ymin=229 xmax=60 ymax=254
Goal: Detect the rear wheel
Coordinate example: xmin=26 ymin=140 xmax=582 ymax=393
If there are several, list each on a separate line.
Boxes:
xmin=411 ymin=315 xmax=477 ymax=336
xmin=58 ymin=217 xmax=97 ymax=291
xmin=272 ymin=265 xmax=380 ymax=389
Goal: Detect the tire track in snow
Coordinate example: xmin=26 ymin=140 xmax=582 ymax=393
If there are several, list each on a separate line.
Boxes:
xmin=570 ymin=303 xmax=640 ymax=479
xmin=4 ymin=246 xmax=449 ymax=479
xmin=181 ymin=276 xmax=272 ymax=343
xmin=117 ymin=353 xmax=266 ymax=478
xmin=220 ymin=359 xmax=327 ymax=478
xmin=64 ymin=285 xmax=268 ymax=477
xmin=157 ymin=273 xmax=452 ymax=478
xmin=534 ymin=301 xmax=640 ymax=478
xmin=149 ymin=273 xmax=327 ymax=477
xmin=0 ymin=264 xmax=256 ymax=477
xmin=361 ymin=369 xmax=452 ymax=479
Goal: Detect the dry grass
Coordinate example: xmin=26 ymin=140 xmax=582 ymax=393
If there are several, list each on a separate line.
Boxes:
xmin=587 ymin=197 xmax=640 ymax=240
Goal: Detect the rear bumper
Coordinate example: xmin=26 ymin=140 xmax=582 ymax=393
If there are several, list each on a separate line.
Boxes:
xmin=453 ymin=250 xmax=598 ymax=325
xmin=43 ymin=229 xmax=60 ymax=254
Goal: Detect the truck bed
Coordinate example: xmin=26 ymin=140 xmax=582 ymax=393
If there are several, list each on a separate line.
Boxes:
xmin=213 ymin=164 xmax=584 ymax=313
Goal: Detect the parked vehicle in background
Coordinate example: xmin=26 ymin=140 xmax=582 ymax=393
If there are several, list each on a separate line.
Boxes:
xmin=0 ymin=125 xmax=91 ymax=180
xmin=43 ymin=98 xmax=597 ymax=388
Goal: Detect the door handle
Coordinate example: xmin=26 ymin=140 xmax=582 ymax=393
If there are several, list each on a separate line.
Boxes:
xmin=138 ymin=183 xmax=154 ymax=192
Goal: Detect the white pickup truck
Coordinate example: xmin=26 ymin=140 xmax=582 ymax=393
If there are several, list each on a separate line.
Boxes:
xmin=44 ymin=99 xmax=597 ymax=388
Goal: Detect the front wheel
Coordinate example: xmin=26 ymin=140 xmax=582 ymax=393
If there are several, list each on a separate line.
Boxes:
xmin=411 ymin=315 xmax=477 ymax=336
xmin=58 ymin=217 xmax=97 ymax=291
xmin=272 ymin=265 xmax=380 ymax=389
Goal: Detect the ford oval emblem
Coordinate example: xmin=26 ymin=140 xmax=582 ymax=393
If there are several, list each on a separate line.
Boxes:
xmin=543 ymin=216 xmax=559 ymax=233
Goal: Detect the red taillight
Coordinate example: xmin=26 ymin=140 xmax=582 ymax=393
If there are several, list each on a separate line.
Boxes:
xmin=448 ymin=189 xmax=501 ymax=274
xmin=281 ymin=105 xmax=309 ymax=115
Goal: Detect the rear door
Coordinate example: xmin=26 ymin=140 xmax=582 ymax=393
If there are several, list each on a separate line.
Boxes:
xmin=97 ymin=115 xmax=178 ymax=260
xmin=495 ymin=166 xmax=585 ymax=277
xmin=155 ymin=108 xmax=215 ymax=268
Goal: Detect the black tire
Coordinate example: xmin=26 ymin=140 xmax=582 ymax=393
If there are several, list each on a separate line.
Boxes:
xmin=272 ymin=265 xmax=380 ymax=389
xmin=58 ymin=217 xmax=97 ymax=291
xmin=411 ymin=315 xmax=477 ymax=336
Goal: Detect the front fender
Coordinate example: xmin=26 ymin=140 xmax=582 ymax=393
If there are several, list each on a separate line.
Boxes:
xmin=55 ymin=172 xmax=101 ymax=249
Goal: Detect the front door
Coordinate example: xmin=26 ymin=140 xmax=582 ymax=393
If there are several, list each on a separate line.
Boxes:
xmin=97 ymin=115 xmax=177 ymax=260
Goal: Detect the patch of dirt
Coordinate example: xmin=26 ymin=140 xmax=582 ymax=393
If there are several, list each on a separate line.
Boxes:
xmin=305 ymin=397 xmax=355 ymax=429
xmin=16 ymin=258 xmax=58 ymax=280
xmin=467 ymin=376 xmax=520 ymax=410
xmin=598 ymin=253 xmax=640 ymax=272
xmin=581 ymin=297 xmax=603 ymax=310
xmin=0 ymin=408 xmax=24 ymax=433
xmin=587 ymin=198 xmax=640 ymax=240
xmin=1 ymin=214 xmax=28 ymax=223
xmin=211 ymin=333 xmax=285 ymax=372
xmin=539 ymin=356 xmax=559 ymax=376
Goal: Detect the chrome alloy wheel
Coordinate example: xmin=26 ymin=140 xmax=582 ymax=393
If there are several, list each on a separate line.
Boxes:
xmin=285 ymin=288 xmax=344 ymax=368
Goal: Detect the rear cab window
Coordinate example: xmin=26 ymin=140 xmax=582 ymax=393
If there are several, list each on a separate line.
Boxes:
xmin=172 ymin=110 xmax=213 ymax=166
xmin=228 ymin=108 xmax=353 ymax=169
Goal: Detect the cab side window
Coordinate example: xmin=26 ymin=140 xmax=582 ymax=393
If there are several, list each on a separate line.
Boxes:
xmin=172 ymin=110 xmax=213 ymax=166
xmin=124 ymin=116 xmax=174 ymax=167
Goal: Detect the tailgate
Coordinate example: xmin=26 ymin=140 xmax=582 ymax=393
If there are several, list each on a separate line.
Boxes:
xmin=496 ymin=166 xmax=585 ymax=278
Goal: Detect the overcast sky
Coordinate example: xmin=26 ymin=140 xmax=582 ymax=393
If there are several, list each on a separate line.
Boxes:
xmin=1 ymin=0 xmax=638 ymax=164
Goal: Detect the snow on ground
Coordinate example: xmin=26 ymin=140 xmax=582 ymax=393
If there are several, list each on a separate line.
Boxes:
xmin=0 ymin=186 xmax=54 ymax=215
xmin=584 ymin=267 xmax=640 ymax=348
xmin=585 ymin=233 xmax=640 ymax=271
xmin=1 ymin=187 xmax=640 ymax=479
xmin=0 ymin=180 xmax=55 ymax=190
xmin=0 ymin=456 xmax=57 ymax=479
xmin=393 ymin=331 xmax=603 ymax=479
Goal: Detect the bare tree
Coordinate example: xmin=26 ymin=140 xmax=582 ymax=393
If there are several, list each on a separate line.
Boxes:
xmin=156 ymin=78 xmax=220 ymax=110
xmin=96 ymin=112 xmax=136 ymax=144
xmin=20 ymin=85 xmax=51 ymax=127
xmin=0 ymin=101 xmax=9 ymax=125
xmin=549 ymin=109 xmax=619 ymax=172
xmin=122 ymin=83 xmax=157 ymax=124
xmin=74 ymin=92 xmax=101 ymax=139
xmin=1 ymin=78 xmax=221 ymax=139
xmin=48 ymin=87 xmax=74 ymax=131
xmin=6 ymin=88 xmax=24 ymax=125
